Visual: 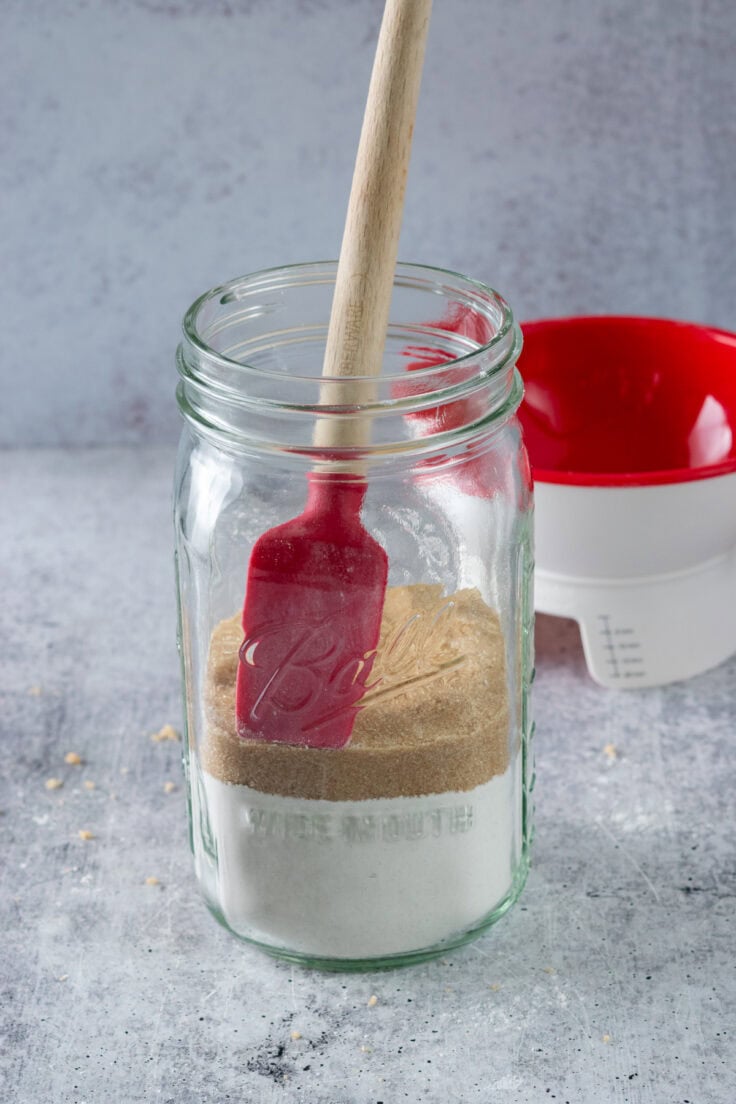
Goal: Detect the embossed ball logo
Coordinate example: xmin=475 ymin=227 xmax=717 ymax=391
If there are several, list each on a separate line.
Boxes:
xmin=237 ymin=613 xmax=379 ymax=748
xmin=236 ymin=595 xmax=465 ymax=748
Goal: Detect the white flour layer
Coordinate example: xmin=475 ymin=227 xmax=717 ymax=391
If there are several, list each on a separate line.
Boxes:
xmin=199 ymin=766 xmax=515 ymax=959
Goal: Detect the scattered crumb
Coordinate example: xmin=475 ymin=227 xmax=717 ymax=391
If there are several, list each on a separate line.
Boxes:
xmin=45 ymin=778 xmax=63 ymax=791
xmin=119 ymin=767 xmax=129 ymax=775
xmin=290 ymin=1030 xmax=302 ymax=1041
xmin=57 ymin=974 xmax=69 ymax=982
xmin=488 ymin=983 xmax=502 ymax=991
xmin=83 ymin=780 xmax=96 ymax=791
xmin=65 ymin=752 xmax=83 ymax=766
xmin=602 ymin=1034 xmax=612 ymax=1044
xmin=163 ymin=781 xmax=176 ymax=794
xmin=367 ymin=994 xmax=378 ymax=1007
xmin=603 ymin=743 xmax=618 ymax=760
xmin=77 ymin=830 xmax=95 ymax=841
xmin=28 ymin=686 xmax=43 ymax=696
xmin=360 ymin=1045 xmax=372 ymax=1054
xmin=144 ymin=876 xmax=160 ymax=887
xmin=543 ymin=966 xmax=556 ymax=975
xmin=151 ymin=724 xmax=180 ymax=743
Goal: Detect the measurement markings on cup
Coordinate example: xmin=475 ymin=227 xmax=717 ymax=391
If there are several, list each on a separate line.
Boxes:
xmin=615 ymin=626 xmax=645 ymax=677
xmin=597 ymin=615 xmax=620 ymax=679
xmin=597 ymin=616 xmax=647 ymax=679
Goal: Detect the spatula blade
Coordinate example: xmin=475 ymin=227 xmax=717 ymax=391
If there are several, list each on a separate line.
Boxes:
xmin=235 ymin=506 xmax=388 ymax=750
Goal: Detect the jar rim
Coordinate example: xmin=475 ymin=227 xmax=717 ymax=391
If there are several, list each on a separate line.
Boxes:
xmin=177 ymin=262 xmax=523 ymax=457
xmin=181 ymin=261 xmax=518 ymax=398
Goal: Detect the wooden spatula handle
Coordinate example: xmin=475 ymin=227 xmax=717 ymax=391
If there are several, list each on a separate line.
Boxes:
xmin=317 ymin=0 xmax=432 ymax=448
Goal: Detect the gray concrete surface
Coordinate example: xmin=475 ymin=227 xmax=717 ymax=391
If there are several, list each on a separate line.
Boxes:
xmin=1 ymin=446 xmax=734 ymax=1102
xmin=2 ymin=0 xmax=736 ymax=447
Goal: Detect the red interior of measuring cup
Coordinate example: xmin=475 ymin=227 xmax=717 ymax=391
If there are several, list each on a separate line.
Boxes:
xmin=518 ymin=316 xmax=736 ymax=486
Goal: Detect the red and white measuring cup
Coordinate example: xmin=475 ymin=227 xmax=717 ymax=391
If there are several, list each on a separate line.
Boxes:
xmin=519 ymin=315 xmax=736 ymax=688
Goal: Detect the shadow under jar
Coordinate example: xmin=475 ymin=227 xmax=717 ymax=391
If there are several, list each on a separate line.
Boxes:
xmin=174 ymin=261 xmax=534 ymax=969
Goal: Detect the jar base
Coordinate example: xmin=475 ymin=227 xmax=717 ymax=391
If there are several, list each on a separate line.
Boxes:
xmin=202 ymin=850 xmax=529 ymax=972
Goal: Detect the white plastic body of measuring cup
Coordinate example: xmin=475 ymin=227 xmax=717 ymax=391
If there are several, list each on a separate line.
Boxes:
xmin=534 ymin=472 xmax=736 ymax=688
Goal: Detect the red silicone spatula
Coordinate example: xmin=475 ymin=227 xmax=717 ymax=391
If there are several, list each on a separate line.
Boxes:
xmin=235 ymin=0 xmax=433 ymax=749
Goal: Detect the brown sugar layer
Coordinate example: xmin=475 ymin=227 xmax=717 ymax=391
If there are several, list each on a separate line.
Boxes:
xmin=201 ymin=584 xmax=510 ymax=801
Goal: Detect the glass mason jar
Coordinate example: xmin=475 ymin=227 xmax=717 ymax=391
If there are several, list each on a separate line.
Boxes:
xmin=174 ymin=261 xmax=534 ymax=969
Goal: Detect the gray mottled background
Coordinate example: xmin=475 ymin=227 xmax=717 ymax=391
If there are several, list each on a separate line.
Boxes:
xmin=2 ymin=0 xmax=735 ymax=446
